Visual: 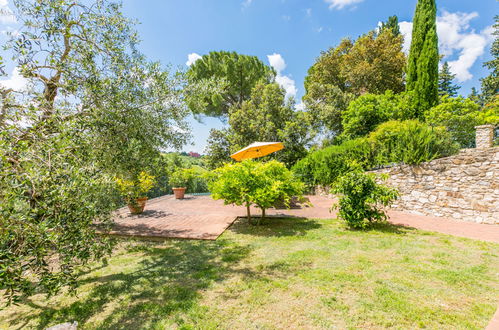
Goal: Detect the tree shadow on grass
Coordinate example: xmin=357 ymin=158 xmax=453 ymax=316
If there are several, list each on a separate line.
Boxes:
xmin=344 ymin=221 xmax=418 ymax=235
xmin=229 ymin=216 xmax=322 ymax=237
xmin=9 ymin=238 xmax=254 ymax=329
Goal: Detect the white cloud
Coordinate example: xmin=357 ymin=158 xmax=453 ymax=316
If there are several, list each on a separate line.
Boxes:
xmin=267 ymin=53 xmax=297 ymax=99
xmin=399 ymin=11 xmax=493 ymax=82
xmin=295 ymin=101 xmax=305 ymax=111
xmin=324 ymin=0 xmax=364 ymax=10
xmin=399 ymin=21 xmax=413 ymax=53
xmin=242 ymin=0 xmax=253 ymax=8
xmin=186 ymin=53 xmax=202 ymax=66
xmin=306 ymin=8 xmax=312 ymax=17
xmin=267 ymin=53 xmax=286 ymax=73
xmin=0 ymin=0 xmax=16 ymax=25
xmin=0 ymin=67 xmax=28 ymax=91
xmin=275 ymin=75 xmax=297 ymax=99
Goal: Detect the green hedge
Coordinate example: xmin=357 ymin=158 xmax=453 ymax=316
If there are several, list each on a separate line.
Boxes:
xmin=292 ymin=138 xmax=372 ymax=187
xmin=369 ymin=120 xmax=459 ymax=167
xmin=293 ymin=120 xmax=459 ymax=187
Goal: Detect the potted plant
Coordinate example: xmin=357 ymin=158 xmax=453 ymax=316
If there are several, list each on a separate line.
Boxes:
xmin=115 ymin=171 xmax=155 ymax=214
xmin=169 ymin=168 xmax=193 ymax=199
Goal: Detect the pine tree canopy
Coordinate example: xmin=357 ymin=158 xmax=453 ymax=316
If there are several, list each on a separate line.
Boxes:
xmin=438 ymin=62 xmax=460 ymax=97
xmin=380 ymin=16 xmax=401 ymax=36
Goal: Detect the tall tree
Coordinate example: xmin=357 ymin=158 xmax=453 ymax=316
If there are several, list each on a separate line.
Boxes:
xmin=380 ymin=15 xmax=401 ymax=36
xmin=204 ymin=128 xmax=232 ymax=170
xmin=304 ymin=29 xmax=406 ymax=137
xmin=468 ymin=87 xmax=483 ymax=105
xmin=186 ymin=51 xmax=275 ymax=117
xmin=205 ymin=83 xmax=315 ymax=168
xmin=1 ymin=0 xmax=190 ymax=303
xmin=406 ymin=0 xmax=439 ymax=115
xmin=481 ymin=15 xmax=499 ymax=103
xmin=438 ymin=62 xmax=460 ymax=97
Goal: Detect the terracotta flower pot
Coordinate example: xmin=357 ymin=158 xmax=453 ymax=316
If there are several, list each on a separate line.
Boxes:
xmin=172 ymin=187 xmax=186 ymax=199
xmin=127 ymin=197 xmax=148 ymax=214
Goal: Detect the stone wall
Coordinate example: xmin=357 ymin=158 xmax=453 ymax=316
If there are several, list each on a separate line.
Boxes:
xmin=368 ymin=147 xmax=498 ymax=224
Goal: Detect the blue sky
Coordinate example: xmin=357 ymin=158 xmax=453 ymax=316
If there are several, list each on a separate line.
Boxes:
xmin=1 ymin=0 xmax=497 ymax=153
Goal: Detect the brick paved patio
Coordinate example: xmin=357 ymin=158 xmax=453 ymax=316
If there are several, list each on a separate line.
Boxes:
xmin=107 ymin=194 xmax=499 ymax=242
xmin=107 ymin=195 xmax=333 ymax=240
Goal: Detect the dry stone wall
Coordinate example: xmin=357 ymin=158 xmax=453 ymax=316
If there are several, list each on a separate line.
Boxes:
xmin=369 ymin=147 xmax=498 ymax=224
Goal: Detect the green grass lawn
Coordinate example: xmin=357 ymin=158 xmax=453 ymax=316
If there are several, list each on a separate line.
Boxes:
xmin=1 ymin=217 xmax=498 ymax=329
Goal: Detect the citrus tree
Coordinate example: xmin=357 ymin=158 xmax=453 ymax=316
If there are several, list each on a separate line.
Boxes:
xmin=332 ymin=167 xmax=398 ymax=229
xmin=208 ymin=160 xmax=304 ymax=225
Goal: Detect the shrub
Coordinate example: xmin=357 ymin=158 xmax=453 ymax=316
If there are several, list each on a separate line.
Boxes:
xmin=115 ymin=171 xmax=155 ymax=200
xmin=188 ymin=166 xmax=210 ymax=193
xmin=340 ymin=91 xmax=417 ymax=140
xmin=425 ymin=96 xmax=488 ymax=148
xmin=332 ymin=168 xmax=398 ymax=229
xmin=368 ymin=120 xmax=459 ymax=166
xmin=168 ymin=166 xmax=209 ymax=193
xmin=208 ymin=160 xmax=304 ymax=224
xmin=169 ymin=168 xmax=194 ymax=188
xmin=292 ymin=138 xmax=373 ymax=187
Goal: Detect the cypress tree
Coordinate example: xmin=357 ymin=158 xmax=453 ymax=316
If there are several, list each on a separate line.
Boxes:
xmin=406 ymin=0 xmax=439 ymax=115
xmin=480 ymin=15 xmax=498 ymax=103
xmin=438 ymin=62 xmax=460 ymax=97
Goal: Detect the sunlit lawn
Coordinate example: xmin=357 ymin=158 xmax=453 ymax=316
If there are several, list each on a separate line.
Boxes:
xmin=1 ymin=217 xmax=498 ymax=329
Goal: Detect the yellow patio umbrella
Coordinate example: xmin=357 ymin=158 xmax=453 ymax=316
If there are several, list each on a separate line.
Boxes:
xmin=230 ymin=142 xmax=284 ymax=161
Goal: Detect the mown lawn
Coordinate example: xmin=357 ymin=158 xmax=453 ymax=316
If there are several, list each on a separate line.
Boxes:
xmin=1 ymin=217 xmax=498 ymax=329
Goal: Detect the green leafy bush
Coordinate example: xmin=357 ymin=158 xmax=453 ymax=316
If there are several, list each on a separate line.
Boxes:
xmin=169 ymin=168 xmax=194 ymax=188
xmin=168 ymin=166 xmax=209 ymax=193
xmin=425 ymin=96 xmax=498 ymax=148
xmin=340 ymin=91 xmax=418 ymax=140
xmin=292 ymin=138 xmax=373 ymax=187
xmin=368 ymin=120 xmax=459 ymax=166
xmin=332 ymin=168 xmax=398 ymax=229
xmin=115 ymin=171 xmax=156 ymax=200
xmin=208 ymin=160 xmax=304 ymax=224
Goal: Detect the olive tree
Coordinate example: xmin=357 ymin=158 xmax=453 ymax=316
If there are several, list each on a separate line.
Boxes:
xmin=0 ymin=0 xmax=190 ymax=304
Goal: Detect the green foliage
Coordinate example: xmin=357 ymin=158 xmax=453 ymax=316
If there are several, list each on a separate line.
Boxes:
xmin=341 ymin=91 xmax=405 ymax=139
xmin=368 ymin=120 xmax=459 ymax=166
xmin=146 ymin=154 xmax=209 ymax=196
xmin=169 ymin=168 xmax=195 ymax=188
xmin=406 ymin=0 xmax=439 ymax=114
xmin=186 ymin=51 xmax=275 ymax=117
xmin=332 ymin=168 xmax=398 ymax=229
xmin=481 ymin=15 xmax=499 ymax=103
xmin=292 ymin=138 xmax=373 ymax=187
xmin=379 ymin=15 xmax=401 ymax=36
xmin=293 ymin=119 xmax=458 ymax=188
xmin=205 ymin=82 xmax=315 ymax=168
xmin=204 ymin=129 xmax=232 ymax=170
xmin=228 ymin=82 xmax=314 ymax=167
xmin=0 ymin=123 xmax=117 ymax=305
xmin=0 ymin=0 xmax=190 ymax=304
xmin=302 ymin=83 xmax=355 ymax=137
xmin=304 ymin=29 xmax=406 ymax=136
xmin=438 ymin=62 xmax=460 ymax=97
xmin=340 ymin=91 xmax=421 ymax=140
xmin=208 ymin=160 xmax=304 ymax=224
xmin=425 ymin=96 xmax=494 ymax=148
xmin=115 ymin=172 xmax=156 ymax=200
